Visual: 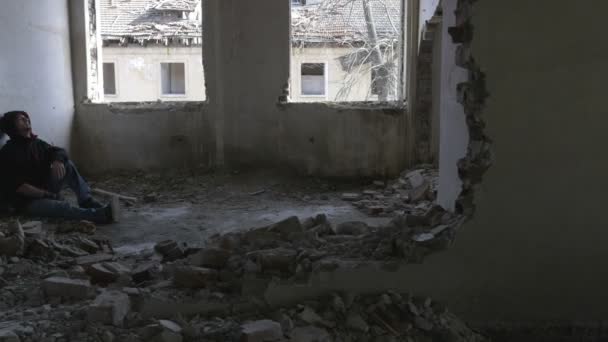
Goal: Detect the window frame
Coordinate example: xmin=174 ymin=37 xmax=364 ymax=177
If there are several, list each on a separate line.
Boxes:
xmin=159 ymin=61 xmax=188 ymax=98
xmin=299 ymin=61 xmax=329 ymax=99
xmin=288 ymin=0 xmax=411 ymax=105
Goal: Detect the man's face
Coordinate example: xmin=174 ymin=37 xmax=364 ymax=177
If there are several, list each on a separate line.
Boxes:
xmin=14 ymin=114 xmax=32 ymax=138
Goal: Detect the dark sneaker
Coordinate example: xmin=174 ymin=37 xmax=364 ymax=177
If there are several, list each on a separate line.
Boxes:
xmin=80 ymin=197 xmax=104 ymax=209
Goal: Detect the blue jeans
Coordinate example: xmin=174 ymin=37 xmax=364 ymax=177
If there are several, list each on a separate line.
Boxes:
xmin=21 ymin=161 xmax=108 ymax=223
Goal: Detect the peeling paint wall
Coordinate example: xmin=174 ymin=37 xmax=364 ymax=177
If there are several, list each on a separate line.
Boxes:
xmin=0 ymin=0 xmax=75 ymax=149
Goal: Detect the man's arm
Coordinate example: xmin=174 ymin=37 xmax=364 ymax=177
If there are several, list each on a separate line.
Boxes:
xmin=38 ymin=139 xmax=69 ymax=163
xmin=16 ymin=183 xmax=56 ymax=199
xmin=38 ymin=139 xmax=68 ymax=181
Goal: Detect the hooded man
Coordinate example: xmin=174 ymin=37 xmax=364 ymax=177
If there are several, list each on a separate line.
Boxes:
xmin=0 ymin=111 xmax=118 ymax=223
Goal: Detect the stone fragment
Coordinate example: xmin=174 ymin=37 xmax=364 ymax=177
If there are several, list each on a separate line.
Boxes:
xmin=154 ymin=240 xmax=185 ymax=261
xmin=42 ymin=277 xmax=93 ymax=299
xmin=87 ymin=262 xmax=131 ymax=284
xmin=102 ymin=330 xmax=115 ymax=342
xmin=0 ymin=221 xmax=24 ymax=257
xmin=187 ymin=248 xmax=230 ymax=268
xmin=368 ymin=206 xmax=386 ymax=216
xmin=88 ymin=263 xmax=117 ymax=283
xmin=290 ymin=326 xmax=330 ymax=342
xmin=73 ymin=237 xmax=100 ymax=254
xmin=172 ymin=266 xmax=217 ymax=288
xmin=56 ymin=220 xmax=96 ymax=234
xmin=408 ymin=181 xmax=431 ymax=203
xmin=266 ymin=216 xmax=303 ymax=236
xmin=132 ymin=261 xmax=158 ymax=283
xmin=346 ymin=312 xmax=369 ymax=333
xmin=0 ymin=330 xmax=20 ymax=342
xmin=334 ymin=222 xmax=369 ymax=236
xmin=405 ymin=170 xmax=426 ymax=188
xmin=341 ymin=193 xmax=362 ymax=201
xmin=76 ymin=253 xmax=113 ymax=266
xmin=87 ymin=290 xmax=131 ymax=327
xmin=373 ymin=180 xmax=385 ymax=187
xmin=21 ymin=221 xmax=43 ymax=238
xmin=248 ymin=248 xmax=297 ymax=273
xmin=159 ymin=320 xmax=182 ymax=334
xmin=414 ymin=316 xmax=434 ymax=331
xmin=240 ymin=320 xmax=282 ymax=342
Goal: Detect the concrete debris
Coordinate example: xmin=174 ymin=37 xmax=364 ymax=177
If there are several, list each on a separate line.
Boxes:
xmin=87 ymin=290 xmax=131 ymax=326
xmin=155 ymin=240 xmax=186 ymax=261
xmin=56 ymin=220 xmax=97 ymax=235
xmin=172 ymin=266 xmax=217 ymax=288
xmin=42 ymin=277 xmax=93 ymax=300
xmin=240 ymin=320 xmax=282 ymax=342
xmin=0 ymin=211 xmax=482 ymax=341
xmin=343 ymin=166 xmax=439 ymax=218
xmin=0 ymin=221 xmax=24 ymax=257
xmin=0 ymin=330 xmax=20 ymax=342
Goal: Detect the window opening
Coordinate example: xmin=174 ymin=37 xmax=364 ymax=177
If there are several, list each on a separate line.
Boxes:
xmin=103 ymin=63 xmax=117 ymax=95
xmin=290 ymin=0 xmax=406 ymax=102
xmin=161 ymin=63 xmax=186 ymax=95
xmin=301 ymin=63 xmax=327 ymax=96
xmin=97 ymin=0 xmax=204 ymax=102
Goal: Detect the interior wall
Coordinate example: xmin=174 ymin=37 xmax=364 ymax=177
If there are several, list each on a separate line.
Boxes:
xmin=398 ymin=0 xmax=608 ymax=324
xmin=72 ymin=0 xmax=411 ymax=177
xmin=436 ymin=0 xmax=468 ymax=211
xmin=0 ymin=0 xmax=75 ymax=148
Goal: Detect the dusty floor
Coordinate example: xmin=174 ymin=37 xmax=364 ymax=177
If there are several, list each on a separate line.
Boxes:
xmin=81 ymin=169 xmax=391 ymax=254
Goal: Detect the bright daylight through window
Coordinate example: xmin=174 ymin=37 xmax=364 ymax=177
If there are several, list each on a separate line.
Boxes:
xmin=99 ymin=0 xmax=204 ymax=102
xmin=291 ymin=0 xmax=405 ymax=102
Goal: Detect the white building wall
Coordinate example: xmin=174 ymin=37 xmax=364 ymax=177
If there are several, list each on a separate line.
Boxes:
xmin=290 ymin=46 xmax=376 ymax=102
xmin=102 ymin=46 xmax=205 ymax=102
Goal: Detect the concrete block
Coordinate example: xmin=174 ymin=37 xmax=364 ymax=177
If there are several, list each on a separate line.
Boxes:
xmin=334 ymin=222 xmax=369 ymax=236
xmin=87 ymin=290 xmax=131 ymax=327
xmin=172 ymin=266 xmax=217 ymax=288
xmin=241 ymin=320 xmax=282 ymax=342
xmin=290 ymin=326 xmax=330 ymax=342
xmin=0 ymin=330 xmax=20 ymax=342
xmin=187 ymin=248 xmax=230 ymax=269
xmin=76 ymin=253 xmax=113 ymax=266
xmin=42 ymin=277 xmax=93 ymax=299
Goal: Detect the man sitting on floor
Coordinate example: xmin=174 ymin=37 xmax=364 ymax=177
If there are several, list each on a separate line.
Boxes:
xmin=0 ymin=110 xmax=118 ymax=224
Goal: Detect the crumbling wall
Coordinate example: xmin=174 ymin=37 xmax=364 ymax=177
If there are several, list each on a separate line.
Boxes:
xmin=386 ymin=0 xmax=608 ymax=328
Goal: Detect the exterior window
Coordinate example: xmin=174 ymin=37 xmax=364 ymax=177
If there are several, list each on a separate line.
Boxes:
xmin=161 ymin=63 xmax=186 ymax=95
xmin=290 ymin=0 xmax=405 ymax=102
xmin=103 ymin=63 xmax=117 ymax=95
xmin=301 ymin=63 xmax=326 ymax=96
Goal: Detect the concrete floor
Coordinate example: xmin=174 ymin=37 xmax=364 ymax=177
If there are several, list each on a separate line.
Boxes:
xmin=88 ymin=169 xmax=389 ymax=255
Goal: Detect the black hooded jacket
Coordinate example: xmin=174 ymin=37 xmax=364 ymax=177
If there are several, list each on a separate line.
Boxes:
xmin=0 ymin=135 xmax=68 ymax=208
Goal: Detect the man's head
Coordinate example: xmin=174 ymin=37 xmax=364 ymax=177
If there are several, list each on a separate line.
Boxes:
xmin=0 ymin=111 xmax=32 ymax=139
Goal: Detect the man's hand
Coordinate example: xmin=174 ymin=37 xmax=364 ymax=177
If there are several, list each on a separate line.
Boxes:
xmin=51 ymin=161 xmax=66 ymax=181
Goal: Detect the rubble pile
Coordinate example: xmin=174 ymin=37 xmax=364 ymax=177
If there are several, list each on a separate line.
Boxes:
xmin=342 ymin=166 xmax=439 ymax=217
xmin=0 ymin=215 xmax=481 ymax=341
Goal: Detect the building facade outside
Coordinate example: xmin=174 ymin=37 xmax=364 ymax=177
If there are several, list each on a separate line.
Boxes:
xmin=100 ymin=0 xmax=402 ymax=103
